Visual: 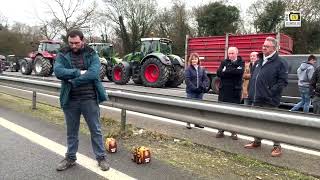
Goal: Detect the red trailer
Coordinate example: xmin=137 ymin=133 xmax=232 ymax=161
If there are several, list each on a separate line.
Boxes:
xmin=186 ymin=33 xmax=293 ymax=93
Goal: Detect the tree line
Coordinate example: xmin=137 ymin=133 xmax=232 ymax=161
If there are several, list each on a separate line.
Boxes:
xmin=0 ymin=0 xmax=319 ymax=57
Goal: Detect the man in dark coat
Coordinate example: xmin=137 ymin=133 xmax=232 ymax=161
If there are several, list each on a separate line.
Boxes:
xmin=245 ymin=37 xmax=288 ymax=157
xmin=310 ymin=61 xmax=320 ymax=114
xmin=216 ymin=47 xmax=244 ymax=139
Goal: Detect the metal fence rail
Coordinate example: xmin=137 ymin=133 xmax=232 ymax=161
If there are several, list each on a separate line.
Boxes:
xmin=1 ymin=75 xmax=320 ymax=151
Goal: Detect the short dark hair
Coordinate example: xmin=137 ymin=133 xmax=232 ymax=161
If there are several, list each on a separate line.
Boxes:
xmin=67 ymin=30 xmax=84 ymax=40
xmin=308 ymin=54 xmax=317 ymax=62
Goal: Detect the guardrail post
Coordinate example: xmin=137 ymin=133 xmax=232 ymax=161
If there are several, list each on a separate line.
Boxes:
xmin=121 ymin=108 xmax=126 ymax=131
xmin=32 ymin=91 xmax=36 ymax=110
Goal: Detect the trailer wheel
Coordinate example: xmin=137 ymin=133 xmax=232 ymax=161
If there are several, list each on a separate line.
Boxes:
xmin=211 ymin=77 xmax=220 ymax=94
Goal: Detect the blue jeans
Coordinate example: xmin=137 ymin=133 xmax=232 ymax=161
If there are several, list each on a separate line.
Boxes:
xmin=290 ymin=86 xmax=311 ymax=113
xmin=63 ymin=99 xmax=106 ymax=161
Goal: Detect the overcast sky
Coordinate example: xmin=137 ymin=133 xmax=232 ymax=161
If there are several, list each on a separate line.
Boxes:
xmin=0 ymin=0 xmax=255 ymax=26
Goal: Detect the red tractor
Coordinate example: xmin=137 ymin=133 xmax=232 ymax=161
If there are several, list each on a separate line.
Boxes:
xmin=20 ymin=40 xmax=62 ymax=76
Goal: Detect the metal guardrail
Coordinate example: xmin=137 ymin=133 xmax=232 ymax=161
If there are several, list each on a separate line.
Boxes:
xmin=0 ymin=75 xmax=320 ymax=151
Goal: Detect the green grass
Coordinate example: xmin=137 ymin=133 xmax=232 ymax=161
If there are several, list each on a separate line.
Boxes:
xmin=0 ymin=93 xmax=318 ymax=180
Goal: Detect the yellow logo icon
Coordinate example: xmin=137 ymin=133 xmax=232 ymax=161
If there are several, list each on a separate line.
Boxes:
xmin=289 ymin=12 xmax=300 ymax=21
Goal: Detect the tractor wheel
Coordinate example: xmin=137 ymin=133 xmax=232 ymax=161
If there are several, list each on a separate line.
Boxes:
xmin=141 ymin=57 xmax=170 ymax=88
xmin=20 ymin=60 xmax=32 ymax=75
xmin=132 ymin=76 xmax=142 ymax=85
xmin=34 ymin=56 xmax=52 ymax=76
xmin=165 ymin=65 xmax=184 ymax=88
xmin=211 ymin=77 xmax=220 ymax=94
xmin=112 ymin=63 xmax=131 ymax=85
xmin=99 ymin=64 xmax=107 ymax=80
xmin=9 ymin=62 xmax=14 ymax=72
xmin=9 ymin=61 xmax=18 ymax=72
xmin=48 ymin=68 xmax=54 ymax=76
xmin=106 ymin=74 xmax=113 ymax=82
xmin=106 ymin=63 xmax=113 ymax=82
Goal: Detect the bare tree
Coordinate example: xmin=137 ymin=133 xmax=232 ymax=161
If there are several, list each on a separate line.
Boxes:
xmin=45 ymin=0 xmax=97 ymax=38
xmin=150 ymin=1 xmax=193 ymax=56
xmin=0 ymin=23 xmax=43 ymax=55
xmin=0 ymin=12 xmax=8 ymax=30
xmin=102 ymin=0 xmax=158 ymax=54
xmin=283 ymin=0 xmax=320 ymax=22
xmin=39 ymin=19 xmax=60 ymax=39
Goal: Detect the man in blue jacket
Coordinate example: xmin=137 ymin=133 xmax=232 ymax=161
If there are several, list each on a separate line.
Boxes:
xmin=54 ymin=30 xmax=109 ymax=171
xmin=245 ymin=37 xmax=288 ymax=157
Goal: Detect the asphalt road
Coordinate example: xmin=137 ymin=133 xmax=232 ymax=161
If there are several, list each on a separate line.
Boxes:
xmin=0 ymin=107 xmax=203 ymax=180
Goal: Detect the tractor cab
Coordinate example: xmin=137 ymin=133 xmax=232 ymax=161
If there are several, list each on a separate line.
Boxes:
xmin=87 ymin=43 xmax=121 ymax=81
xmin=140 ymin=38 xmax=172 ymax=56
xmin=37 ymin=40 xmax=61 ymax=53
xmin=88 ymin=43 xmax=113 ymax=59
xmin=29 ymin=40 xmax=61 ymax=59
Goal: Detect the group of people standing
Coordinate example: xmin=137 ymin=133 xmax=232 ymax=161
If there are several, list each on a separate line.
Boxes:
xmin=185 ymin=36 xmax=293 ymax=157
xmin=47 ymin=28 xmax=319 ymax=172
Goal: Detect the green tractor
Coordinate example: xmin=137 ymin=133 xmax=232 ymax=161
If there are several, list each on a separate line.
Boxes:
xmin=87 ymin=43 xmax=121 ymax=81
xmin=112 ymin=38 xmax=184 ymax=88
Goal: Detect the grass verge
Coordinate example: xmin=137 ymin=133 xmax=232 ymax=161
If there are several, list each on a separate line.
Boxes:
xmin=0 ymin=93 xmax=318 ymax=180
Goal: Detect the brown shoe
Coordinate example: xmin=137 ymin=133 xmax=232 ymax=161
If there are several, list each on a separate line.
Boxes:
xmin=271 ymin=146 xmax=282 ymax=157
xmin=186 ymin=122 xmax=192 ymax=129
xmin=194 ymin=124 xmax=204 ymax=128
xmin=216 ymin=130 xmax=224 ymax=138
xmin=230 ymin=133 xmax=238 ymax=140
xmin=244 ymin=141 xmax=261 ymax=149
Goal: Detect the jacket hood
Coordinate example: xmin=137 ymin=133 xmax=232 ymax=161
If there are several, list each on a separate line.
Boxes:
xmin=299 ymin=62 xmax=313 ymax=71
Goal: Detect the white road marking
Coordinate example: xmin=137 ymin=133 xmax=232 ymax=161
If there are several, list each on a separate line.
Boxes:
xmin=0 ymin=117 xmax=136 ymax=180
xmin=100 ymin=105 xmax=320 ymax=157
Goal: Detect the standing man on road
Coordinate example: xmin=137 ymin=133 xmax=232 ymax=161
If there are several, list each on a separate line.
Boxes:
xmin=245 ymin=37 xmax=288 ymax=157
xmin=290 ymin=55 xmax=317 ymax=113
xmin=242 ymin=51 xmax=258 ymax=105
xmin=216 ymin=47 xmax=244 ymax=140
xmin=310 ymin=58 xmax=320 ymax=114
xmin=54 ymin=30 xmax=109 ymax=171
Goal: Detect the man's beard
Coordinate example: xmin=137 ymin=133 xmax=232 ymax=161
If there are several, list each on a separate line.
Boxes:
xmin=71 ymin=48 xmax=80 ymax=53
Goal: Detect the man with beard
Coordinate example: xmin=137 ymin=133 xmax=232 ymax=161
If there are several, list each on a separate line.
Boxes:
xmin=54 ymin=30 xmax=110 ymax=171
